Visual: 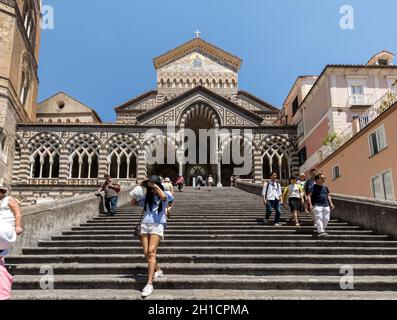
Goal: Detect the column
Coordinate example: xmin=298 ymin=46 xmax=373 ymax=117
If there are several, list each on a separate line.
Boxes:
xmin=58 ymin=147 xmax=70 ymax=184
xmin=19 ymin=147 xmax=31 ymax=183
xmin=253 ymin=150 xmax=263 ymax=184
xmin=97 ymin=149 xmax=108 ymax=179
xmin=177 ymin=150 xmax=184 ymax=176
xmin=217 ymin=151 xmax=222 ymax=187
xmin=136 ymin=148 xmax=147 ymax=183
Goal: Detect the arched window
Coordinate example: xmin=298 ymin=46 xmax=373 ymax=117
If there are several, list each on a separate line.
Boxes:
xmin=30 ymin=135 xmax=61 ymax=179
xmin=66 ymin=119 xmax=71 ymax=123
xmin=69 ymin=139 xmax=99 ymax=179
xmin=19 ymin=69 xmax=30 ymax=106
xmin=260 ymin=137 xmax=291 ymax=181
xmin=107 ymin=137 xmax=138 ymax=179
xmin=23 ymin=0 xmax=36 ymax=47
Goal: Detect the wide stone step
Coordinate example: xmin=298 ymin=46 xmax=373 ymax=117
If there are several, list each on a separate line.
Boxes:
xmin=60 ymin=231 xmax=388 ymax=240
xmin=10 ymin=289 xmax=397 ymax=300
xmin=8 ymin=263 xmax=397 ymax=276
xmin=20 ymin=246 xmax=397 ymax=256
xmin=11 ymin=274 xmax=397 ymax=291
xmin=83 ymin=222 xmax=357 ymax=229
xmin=79 ymin=224 xmax=359 ymax=231
xmin=92 ymin=217 xmax=346 ymax=223
xmin=7 ymin=254 xmax=397 ymax=264
xmin=68 ymin=227 xmax=375 ymax=235
xmin=42 ymin=239 xmax=397 ymax=248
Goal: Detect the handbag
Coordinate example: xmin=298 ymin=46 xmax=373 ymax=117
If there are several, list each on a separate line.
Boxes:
xmin=134 ymin=208 xmax=145 ymax=238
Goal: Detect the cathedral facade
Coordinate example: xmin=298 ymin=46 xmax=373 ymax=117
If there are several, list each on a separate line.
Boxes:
xmin=13 ymin=38 xmax=298 ymax=204
xmin=2 ymin=1 xmax=298 ymax=205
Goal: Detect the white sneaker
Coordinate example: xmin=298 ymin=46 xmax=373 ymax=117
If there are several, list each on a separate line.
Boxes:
xmin=154 ymin=270 xmax=164 ymax=281
xmin=141 ymin=284 xmax=154 ymax=298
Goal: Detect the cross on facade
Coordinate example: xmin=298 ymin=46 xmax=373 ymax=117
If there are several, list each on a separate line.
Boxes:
xmin=194 ymin=29 xmax=201 ymax=39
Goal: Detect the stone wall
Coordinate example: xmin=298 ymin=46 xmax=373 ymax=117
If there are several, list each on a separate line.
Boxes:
xmin=235 ymin=180 xmax=397 ymax=239
xmin=10 ymin=186 xmax=136 ymax=253
xmin=331 ymin=194 xmax=397 ymax=240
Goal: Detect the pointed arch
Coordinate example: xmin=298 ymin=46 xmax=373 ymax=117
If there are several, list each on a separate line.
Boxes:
xmin=258 ymin=135 xmax=292 ymax=180
xmin=28 ymin=133 xmax=62 ymax=179
xmin=105 ymin=134 xmax=140 ymax=179
xmin=178 ymin=102 xmax=222 ymax=128
xmin=66 ymin=133 xmax=102 ymax=179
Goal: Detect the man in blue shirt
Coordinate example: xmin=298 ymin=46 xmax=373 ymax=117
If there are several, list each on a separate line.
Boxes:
xmin=307 ymin=173 xmax=335 ymax=237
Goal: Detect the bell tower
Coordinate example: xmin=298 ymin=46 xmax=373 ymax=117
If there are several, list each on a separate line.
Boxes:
xmin=0 ymin=0 xmax=41 ymax=184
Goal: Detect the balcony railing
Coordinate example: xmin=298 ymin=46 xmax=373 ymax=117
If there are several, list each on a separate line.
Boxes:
xmin=359 ymin=86 xmax=397 ymax=130
xmin=322 ymin=84 xmax=397 ymax=160
xmin=347 ymin=94 xmax=376 ymax=108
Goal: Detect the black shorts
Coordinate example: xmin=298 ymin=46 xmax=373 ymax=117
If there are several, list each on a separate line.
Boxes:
xmin=289 ymin=198 xmax=302 ymax=212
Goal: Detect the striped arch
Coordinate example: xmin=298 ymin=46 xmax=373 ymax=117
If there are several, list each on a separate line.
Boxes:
xmin=142 ymin=134 xmax=178 ymax=164
xmin=27 ymin=132 xmax=64 ymax=150
xmin=66 ymin=133 xmax=103 ymax=150
xmin=178 ymin=103 xmax=222 ymax=128
xmin=220 ymin=134 xmax=258 ymax=155
xmin=143 ymin=133 xmax=179 ymax=152
xmin=104 ymin=133 xmax=141 ymax=150
xmin=13 ymin=135 xmax=25 ymax=179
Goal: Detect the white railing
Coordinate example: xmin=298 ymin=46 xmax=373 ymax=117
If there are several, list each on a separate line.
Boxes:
xmin=359 ymin=86 xmax=397 ymax=130
xmin=323 ymin=84 xmax=397 ymax=160
xmin=347 ymin=94 xmax=375 ymax=108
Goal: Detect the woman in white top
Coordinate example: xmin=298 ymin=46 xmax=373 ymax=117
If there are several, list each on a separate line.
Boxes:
xmin=282 ymin=176 xmax=304 ymax=226
xmin=0 ymin=184 xmax=23 ymax=300
xmin=0 ymin=185 xmax=23 ymax=256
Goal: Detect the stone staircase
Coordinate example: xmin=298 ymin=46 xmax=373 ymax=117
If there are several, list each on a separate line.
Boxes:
xmin=6 ymin=187 xmax=397 ymax=300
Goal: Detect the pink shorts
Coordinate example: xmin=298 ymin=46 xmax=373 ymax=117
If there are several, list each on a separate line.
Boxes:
xmin=0 ymin=258 xmax=12 ymax=300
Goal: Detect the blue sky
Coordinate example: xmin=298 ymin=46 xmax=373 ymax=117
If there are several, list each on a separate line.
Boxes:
xmin=39 ymin=0 xmax=397 ymax=122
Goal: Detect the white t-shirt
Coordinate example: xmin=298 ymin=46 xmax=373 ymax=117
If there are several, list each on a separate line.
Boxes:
xmin=162 ymin=182 xmax=173 ymax=192
xmin=0 ymin=197 xmax=15 ymax=227
xmin=286 ymin=184 xmax=302 ymax=199
xmin=262 ymin=181 xmax=282 ymax=201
